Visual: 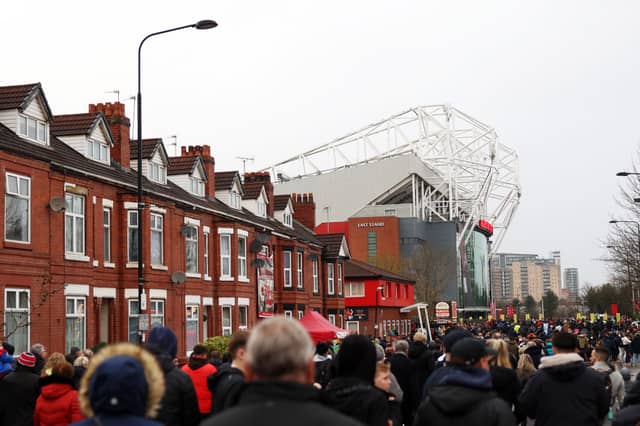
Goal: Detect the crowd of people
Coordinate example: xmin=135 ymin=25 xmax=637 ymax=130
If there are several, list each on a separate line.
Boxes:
xmin=1 ymin=317 xmax=640 ymax=425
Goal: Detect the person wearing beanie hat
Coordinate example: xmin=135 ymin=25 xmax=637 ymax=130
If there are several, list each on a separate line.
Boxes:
xmin=323 ymin=334 xmax=389 ymax=426
xmin=145 ymin=327 xmax=199 ymax=426
xmin=0 ymin=352 xmax=40 ymax=426
xmin=70 ymin=343 xmax=164 ymax=426
xmin=181 ymin=344 xmax=217 ymax=416
xmin=34 ymin=352 xmax=84 ymax=425
xmin=414 ymin=338 xmax=515 ymax=426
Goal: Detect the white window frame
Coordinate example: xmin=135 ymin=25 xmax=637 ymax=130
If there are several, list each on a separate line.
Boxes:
xmin=337 ymin=263 xmax=343 ymax=295
xmin=103 ymin=208 xmax=111 ymax=263
xmin=190 ymin=177 xmax=205 ymax=196
xmin=18 ymin=114 xmax=48 ymax=144
xmin=346 ymin=282 xmax=365 ymax=297
xmin=257 ymin=199 xmax=266 ymax=217
xmin=150 ymin=213 xmax=163 ymax=266
xmin=238 ymin=236 xmax=247 ymax=279
xmin=284 ymin=310 xmax=293 ymax=319
xmin=313 ymin=259 xmax=319 ymax=293
xmin=4 ymin=288 xmax=30 ymax=353
xmin=5 ymin=173 xmax=30 ymax=243
xmin=283 ymin=212 xmax=292 ymax=227
xmin=297 ymin=310 xmax=304 ymax=320
xmin=65 ymin=296 xmax=86 ymax=352
xmin=127 ymin=211 xmax=138 ymax=262
xmin=230 ymin=190 xmax=241 ymax=209
xmin=204 ymin=232 xmax=210 ymax=279
xmin=185 ymin=225 xmax=199 ymax=274
xmin=149 ymin=162 xmax=166 ymax=184
xmin=186 ymin=304 xmax=199 ymax=352
xmin=150 ymin=299 xmax=165 ymax=328
xmin=283 ymin=251 xmax=292 ymax=288
xmin=65 ymin=194 xmax=85 ymax=255
xmin=328 ymin=314 xmax=336 ymax=325
xmin=87 ymin=139 xmax=109 ymax=164
xmin=222 ymin=305 xmax=232 ymax=336
xmin=128 ymin=299 xmax=140 ymax=343
xmin=297 ymin=251 xmax=303 ymax=289
xmin=327 ymin=263 xmax=335 ymax=295
xmin=220 ymin=234 xmax=232 ymax=279
xmin=346 ymin=321 xmax=359 ymax=334
xmin=238 ymin=305 xmax=248 ymax=330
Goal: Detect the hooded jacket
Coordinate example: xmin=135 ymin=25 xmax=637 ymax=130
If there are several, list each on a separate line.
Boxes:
xmin=71 ymin=343 xmax=164 ymax=426
xmin=0 ymin=364 xmax=39 ymax=426
xmin=201 ymin=381 xmax=364 ymax=426
xmin=322 ymin=376 xmax=389 ymax=426
xmin=181 ymin=356 xmax=216 ymax=414
xmin=207 ymin=362 xmax=245 ymax=414
xmin=34 ymin=375 xmax=84 ymax=426
xmin=146 ymin=345 xmax=200 ymax=426
xmin=519 ymin=352 xmax=609 ymax=426
xmin=414 ymin=366 xmax=515 ymax=426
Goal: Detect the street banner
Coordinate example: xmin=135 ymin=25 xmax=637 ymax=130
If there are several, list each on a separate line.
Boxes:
xmin=611 ymin=304 xmax=618 ymax=315
xmin=576 ymin=313 xmax=582 ymax=320
xmin=506 ymin=305 xmax=514 ymax=317
xmin=616 ymin=313 xmax=621 ymax=322
xmin=513 ymin=314 xmax=518 ymax=322
xmin=603 ymin=313 xmax=608 ymax=321
xmin=488 ymin=315 xmax=493 ymax=321
xmin=590 ymin=313 xmax=595 ymax=322
xmin=500 ymin=314 xmax=505 ymax=321
xmin=525 ymin=313 xmax=530 ymax=320
xmin=451 ymin=301 xmax=458 ymax=320
xmin=538 ymin=313 xmax=543 ymax=320
xmin=257 ymin=248 xmax=275 ymax=318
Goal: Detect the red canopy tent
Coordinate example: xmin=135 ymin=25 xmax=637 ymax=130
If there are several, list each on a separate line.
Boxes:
xmin=299 ymin=311 xmax=349 ymax=343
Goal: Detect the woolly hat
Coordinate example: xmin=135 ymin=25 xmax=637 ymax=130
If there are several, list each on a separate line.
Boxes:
xmin=147 ymin=326 xmax=178 ymax=358
xmin=89 ymin=355 xmax=148 ymax=417
xmin=335 ymin=335 xmax=377 ymax=383
xmin=443 ymin=328 xmax=472 ymax=352
xmin=17 ymin=352 xmax=36 ymax=368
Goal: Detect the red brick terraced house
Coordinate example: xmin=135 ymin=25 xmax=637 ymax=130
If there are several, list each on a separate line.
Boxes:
xmin=0 ymin=82 xmax=348 ymax=356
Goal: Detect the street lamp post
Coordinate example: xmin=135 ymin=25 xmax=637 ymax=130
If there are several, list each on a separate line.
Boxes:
xmin=609 ymin=219 xmax=640 ymax=316
xmin=374 ymin=286 xmax=384 ymax=339
xmin=136 ymin=20 xmax=217 ymax=342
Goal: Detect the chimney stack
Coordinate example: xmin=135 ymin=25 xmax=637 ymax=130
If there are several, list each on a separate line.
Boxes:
xmin=291 ymin=193 xmax=316 ymax=229
xmin=89 ymin=102 xmax=130 ymax=168
xmin=244 ymin=172 xmax=274 ymax=216
xmin=181 ymin=145 xmax=216 ymax=199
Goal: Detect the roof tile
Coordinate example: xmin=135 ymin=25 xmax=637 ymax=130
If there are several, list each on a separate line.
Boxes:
xmin=51 ymin=112 xmax=100 ymax=137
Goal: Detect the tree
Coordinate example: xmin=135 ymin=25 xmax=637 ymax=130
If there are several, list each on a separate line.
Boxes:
xmin=582 ymin=283 xmax=633 ymax=315
xmin=542 ymin=291 xmax=559 ymax=318
xmin=524 ymin=295 xmax=538 ymax=317
xmin=512 ymin=298 xmax=521 ymax=314
xmin=402 ymin=242 xmax=452 ymax=311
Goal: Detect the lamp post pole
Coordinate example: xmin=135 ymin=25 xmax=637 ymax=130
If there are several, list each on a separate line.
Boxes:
xmin=136 ymin=20 xmax=217 ymax=342
xmin=609 ymin=219 xmax=640 ymax=316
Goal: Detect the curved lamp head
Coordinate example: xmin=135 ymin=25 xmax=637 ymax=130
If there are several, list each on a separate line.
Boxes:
xmin=195 ymin=20 xmax=218 ymax=30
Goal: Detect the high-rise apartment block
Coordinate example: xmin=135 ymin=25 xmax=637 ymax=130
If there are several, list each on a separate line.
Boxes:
xmin=491 ymin=252 xmax=562 ymax=305
xmin=563 ymin=268 xmax=579 ymax=301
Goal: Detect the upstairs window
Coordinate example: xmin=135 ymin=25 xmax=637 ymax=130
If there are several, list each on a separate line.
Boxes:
xmin=283 ymin=212 xmax=292 ymax=227
xmin=5 ymin=173 xmax=30 ymax=243
xmin=185 ymin=226 xmax=199 ymax=273
xmin=65 ymin=194 xmax=85 ymax=255
xmin=230 ymin=190 xmax=241 ymax=209
xmin=18 ymin=114 xmax=48 ymax=144
xmin=150 ymin=213 xmax=163 ymax=265
xmin=87 ymin=139 xmax=109 ymax=164
xmin=257 ymin=199 xmax=267 ymax=217
xmin=127 ymin=211 xmax=138 ymax=262
xmin=149 ymin=163 xmax=166 ymax=184
xmin=283 ymin=251 xmax=292 ymax=288
xmin=238 ymin=236 xmax=247 ymax=279
xmin=190 ymin=178 xmax=205 ymax=196
xmin=327 ymin=263 xmax=335 ymax=295
xmin=297 ymin=251 xmax=303 ymax=289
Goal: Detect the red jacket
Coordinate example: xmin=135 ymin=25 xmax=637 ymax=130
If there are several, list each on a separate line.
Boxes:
xmin=34 ymin=377 xmax=83 ymax=426
xmin=182 ymin=358 xmax=217 ymax=414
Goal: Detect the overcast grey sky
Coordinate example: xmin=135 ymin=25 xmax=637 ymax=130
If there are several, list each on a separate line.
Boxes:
xmin=3 ymin=0 xmax=639 ymax=286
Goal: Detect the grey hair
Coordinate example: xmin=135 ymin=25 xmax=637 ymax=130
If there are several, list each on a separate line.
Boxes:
xmin=247 ymin=316 xmax=314 ymax=379
xmin=375 ymin=344 xmax=385 ymax=361
xmin=395 ymin=340 xmax=409 ymax=354
xmin=31 ymin=343 xmax=45 ymax=354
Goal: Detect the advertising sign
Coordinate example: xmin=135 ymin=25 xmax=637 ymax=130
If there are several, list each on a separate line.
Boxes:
xmin=345 ymin=307 xmax=368 ymax=321
xmin=435 ymin=302 xmax=450 ymax=318
xmin=451 ymin=300 xmax=458 ymax=320
xmin=257 ymin=248 xmax=274 ymax=318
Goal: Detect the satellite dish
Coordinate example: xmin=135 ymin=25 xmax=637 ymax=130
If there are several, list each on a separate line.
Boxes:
xmin=49 ymin=197 xmax=67 ymax=212
xmin=171 ymin=271 xmax=186 ymax=285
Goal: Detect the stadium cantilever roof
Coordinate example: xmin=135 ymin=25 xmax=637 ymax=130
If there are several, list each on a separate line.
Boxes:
xmin=264 ymin=105 xmax=520 ymax=253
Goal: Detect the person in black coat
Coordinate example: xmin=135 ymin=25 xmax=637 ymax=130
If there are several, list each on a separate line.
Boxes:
xmin=408 ymin=333 xmax=435 ymax=395
xmin=207 ymin=331 xmax=248 ymax=415
xmin=146 ymin=327 xmax=200 ymax=426
xmin=323 ymin=334 xmax=389 ymax=426
xmin=389 ymin=339 xmax=419 ymax=426
xmin=201 ymin=317 xmax=362 ymax=426
xmin=614 ymin=378 xmax=640 ymax=426
xmin=414 ymin=338 xmax=516 ymax=426
xmin=630 ymin=334 xmax=640 ymax=367
xmin=0 ymin=352 xmax=39 ymax=426
xmin=519 ymin=332 xmax=609 ymax=426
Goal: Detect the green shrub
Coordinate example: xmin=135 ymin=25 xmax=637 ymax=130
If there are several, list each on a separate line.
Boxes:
xmin=202 ymin=335 xmax=232 ymax=355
